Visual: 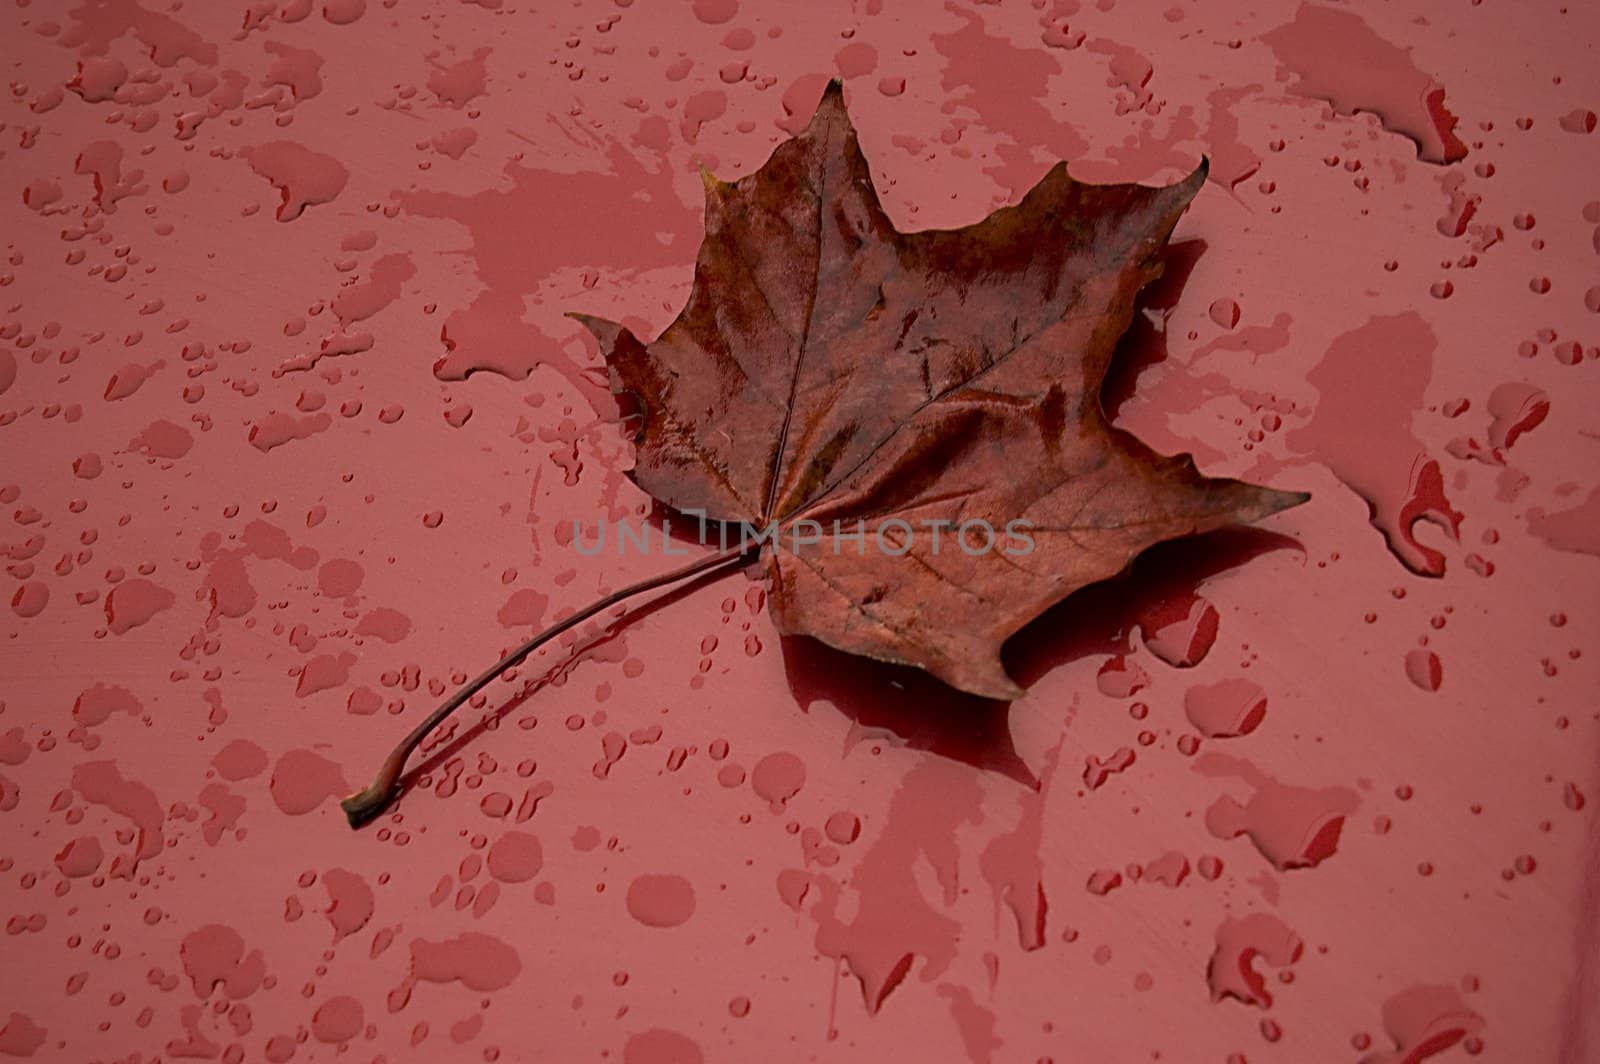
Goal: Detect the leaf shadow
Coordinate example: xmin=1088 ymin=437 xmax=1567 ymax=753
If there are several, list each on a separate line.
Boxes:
xmin=1002 ymin=526 xmax=1303 ymax=683
xmin=780 ymin=526 xmax=1302 ymax=790
xmin=1101 ymin=236 xmax=1207 ymax=419
xmin=781 ymin=636 xmax=1033 ymax=786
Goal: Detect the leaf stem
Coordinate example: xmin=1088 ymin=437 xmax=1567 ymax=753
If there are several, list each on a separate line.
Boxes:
xmin=341 ymin=542 xmax=754 ymax=828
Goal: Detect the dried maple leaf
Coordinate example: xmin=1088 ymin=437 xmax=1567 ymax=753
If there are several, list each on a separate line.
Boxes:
xmin=573 ymin=81 xmax=1307 ymax=697
xmin=343 ymin=80 xmax=1306 ymax=826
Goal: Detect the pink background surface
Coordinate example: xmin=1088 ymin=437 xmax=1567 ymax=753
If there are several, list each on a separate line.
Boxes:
xmin=2 ymin=0 xmax=1598 ymax=1061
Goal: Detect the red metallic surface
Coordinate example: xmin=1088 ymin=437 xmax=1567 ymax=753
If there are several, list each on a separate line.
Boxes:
xmin=1 ymin=1 xmax=1596 ymax=1062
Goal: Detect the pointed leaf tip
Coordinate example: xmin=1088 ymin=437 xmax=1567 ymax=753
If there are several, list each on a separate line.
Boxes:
xmin=1175 ymin=155 xmax=1209 ymax=199
xmin=567 ymin=312 xmax=622 ymax=347
xmin=1253 ymin=486 xmax=1312 ymax=522
xmin=1148 ymin=155 xmax=1210 ymax=214
xmin=810 ymin=77 xmax=850 ymax=126
xmin=1281 ymin=488 xmax=1312 ymax=509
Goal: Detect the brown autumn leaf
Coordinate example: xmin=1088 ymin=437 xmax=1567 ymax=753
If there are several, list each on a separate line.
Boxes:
xmin=572 ymin=80 xmax=1308 ymax=700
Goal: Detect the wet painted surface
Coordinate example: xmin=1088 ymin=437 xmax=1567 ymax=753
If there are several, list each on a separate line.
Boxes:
xmin=1 ymin=0 xmax=1596 ymax=1061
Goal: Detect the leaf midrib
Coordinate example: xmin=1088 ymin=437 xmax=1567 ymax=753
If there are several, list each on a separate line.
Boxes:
xmin=758 ymin=113 xmax=835 ymax=526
